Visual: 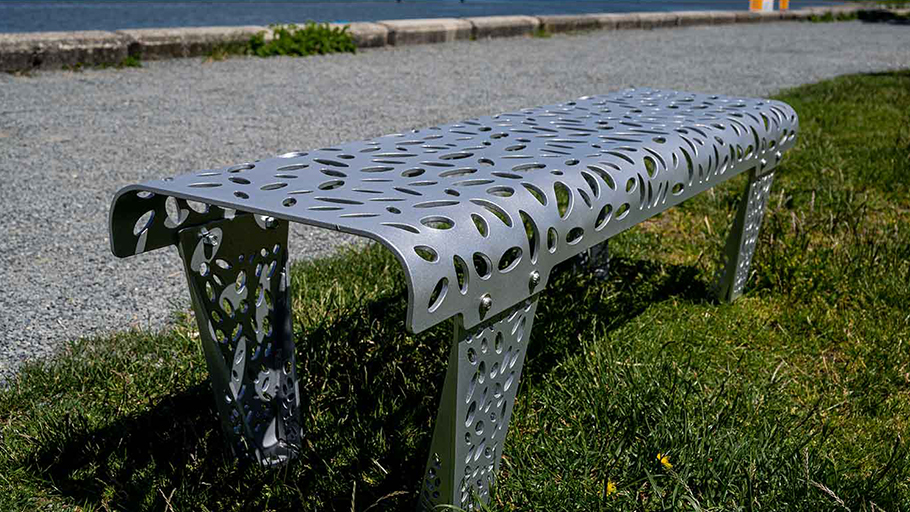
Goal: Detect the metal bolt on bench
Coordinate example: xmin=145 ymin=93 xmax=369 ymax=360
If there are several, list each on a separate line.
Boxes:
xmin=109 ymin=88 xmax=797 ymax=509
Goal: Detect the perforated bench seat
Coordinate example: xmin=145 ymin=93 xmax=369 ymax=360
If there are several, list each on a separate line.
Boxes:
xmin=109 ymin=88 xmax=798 ymax=510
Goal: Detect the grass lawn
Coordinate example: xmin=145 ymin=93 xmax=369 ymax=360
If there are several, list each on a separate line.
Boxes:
xmin=1 ymin=71 xmax=909 ymax=511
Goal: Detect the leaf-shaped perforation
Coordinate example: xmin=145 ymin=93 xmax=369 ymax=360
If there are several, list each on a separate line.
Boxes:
xmin=470 ymin=200 xmax=512 ymax=227
xmin=473 ymin=252 xmax=492 ymax=279
xmin=566 ymin=227 xmax=584 ymax=245
xmin=453 ymin=255 xmax=469 ymax=294
xmin=586 ymin=165 xmax=616 ymax=191
xmin=577 ymin=188 xmax=592 ymax=209
xmin=553 ymin=182 xmax=572 ymax=219
xmin=519 ymin=211 xmax=539 ymax=264
xmin=415 ymin=245 xmax=438 ymax=262
xmin=521 ymin=183 xmax=547 ymax=206
xmin=471 ymin=214 xmax=488 ymax=237
xmin=421 ymin=216 xmax=455 ymax=230
xmin=428 ymin=278 xmax=448 ymax=313
xmin=546 ymin=227 xmax=558 ymax=253
xmin=580 ymin=171 xmax=599 ymax=198
xmin=487 ymin=186 xmax=514 ymax=198
xmin=440 ymin=168 xmax=476 ymax=178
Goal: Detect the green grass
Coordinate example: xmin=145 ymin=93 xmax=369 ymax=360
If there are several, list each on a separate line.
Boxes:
xmin=531 ymin=27 xmax=552 ymax=39
xmin=807 ymin=11 xmax=858 ymax=22
xmin=2 ymin=71 xmax=909 ymax=511
xmin=248 ymin=23 xmax=356 ymax=58
xmin=207 ymin=22 xmax=357 ymax=62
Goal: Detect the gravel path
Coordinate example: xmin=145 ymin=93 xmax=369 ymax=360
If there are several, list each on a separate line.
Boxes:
xmin=1 ymin=20 xmax=908 ymax=383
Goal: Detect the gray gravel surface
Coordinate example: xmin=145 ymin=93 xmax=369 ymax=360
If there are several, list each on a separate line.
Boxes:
xmin=1 ymin=20 xmax=909 ymax=384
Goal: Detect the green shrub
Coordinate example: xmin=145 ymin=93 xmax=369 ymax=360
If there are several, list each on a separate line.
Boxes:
xmin=249 ymin=22 xmax=356 ymax=58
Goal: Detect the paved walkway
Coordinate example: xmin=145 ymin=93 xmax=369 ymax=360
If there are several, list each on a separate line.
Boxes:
xmin=1 ymin=20 xmax=909 ymax=382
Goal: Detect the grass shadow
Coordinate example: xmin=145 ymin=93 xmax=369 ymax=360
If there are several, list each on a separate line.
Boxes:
xmin=24 ymin=252 xmax=714 ymax=510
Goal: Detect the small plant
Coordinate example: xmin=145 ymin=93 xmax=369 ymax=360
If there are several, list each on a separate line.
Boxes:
xmin=205 ymin=41 xmax=248 ymax=62
xmin=532 ymin=26 xmax=551 ymax=38
xmin=808 ymin=11 xmax=858 ymax=22
xmin=63 ymin=56 xmax=141 ymax=72
xmin=117 ymin=56 xmax=142 ymax=69
xmin=248 ymin=22 xmax=356 ymax=58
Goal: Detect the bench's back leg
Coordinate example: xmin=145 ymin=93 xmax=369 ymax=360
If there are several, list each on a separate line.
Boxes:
xmin=715 ymin=168 xmax=776 ymax=302
xmin=177 ymin=214 xmax=302 ymax=466
xmin=575 ymin=240 xmax=610 ymax=281
xmin=419 ymin=298 xmax=539 ymax=511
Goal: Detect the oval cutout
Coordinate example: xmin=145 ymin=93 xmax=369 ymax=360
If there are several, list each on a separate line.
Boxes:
xmin=401 ymin=168 xmax=425 ymax=178
xmin=473 ymin=252 xmax=492 ymax=279
xmin=498 ymin=247 xmax=522 ymax=273
xmin=382 ymin=222 xmax=420 ymax=234
xmin=567 ymin=227 xmax=584 ymax=245
xmin=595 ymin=204 xmax=613 ymax=230
xmin=428 ymin=278 xmax=448 ymax=313
xmin=471 ymin=214 xmax=488 ymax=237
xmin=470 ymin=199 xmax=512 ymax=227
xmin=522 ymin=183 xmax=547 ymax=206
xmin=133 ymin=210 xmax=154 ymax=236
xmin=415 ymin=245 xmax=438 ymax=262
xmin=421 ymin=216 xmax=455 ymax=230
xmin=487 ymin=186 xmax=514 ymax=198
xmin=554 ymin=182 xmax=572 ymax=219
xmin=519 ymin=211 xmax=539 ymax=264
xmin=547 ymin=227 xmax=558 ymax=253
xmin=616 ymin=203 xmax=630 ymax=219
xmin=454 ymin=255 xmax=469 ymax=294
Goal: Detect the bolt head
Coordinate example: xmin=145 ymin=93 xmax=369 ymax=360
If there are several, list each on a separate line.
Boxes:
xmin=529 ymin=270 xmax=540 ymax=287
xmin=264 ymin=216 xmax=279 ymax=229
xmin=202 ymin=232 xmax=219 ymax=246
xmin=480 ymin=295 xmax=493 ymax=311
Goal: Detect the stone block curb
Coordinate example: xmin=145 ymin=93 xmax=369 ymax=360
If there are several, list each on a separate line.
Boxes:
xmin=735 ymin=11 xmax=764 ymax=23
xmin=536 ymin=14 xmax=601 ymax=33
xmin=329 ymin=22 xmax=388 ymax=48
xmin=0 ymin=30 xmax=128 ymax=72
xmin=465 ymin=15 xmax=540 ymax=39
xmin=707 ymin=10 xmax=739 ymax=24
xmin=781 ymin=9 xmax=813 ymax=21
xmin=378 ymin=18 xmax=472 ymax=45
xmin=674 ymin=11 xmax=716 ymax=26
xmin=116 ymin=26 xmax=266 ymax=60
xmin=638 ymin=12 xmax=679 ymax=29
xmin=1 ymin=6 xmax=894 ymax=73
xmin=587 ymin=13 xmax=641 ymax=30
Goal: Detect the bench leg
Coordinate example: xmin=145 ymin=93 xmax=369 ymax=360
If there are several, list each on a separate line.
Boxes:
xmin=575 ymin=240 xmax=610 ymax=280
xmin=419 ymin=298 xmax=538 ymax=511
xmin=715 ymin=168 xmax=775 ymax=302
xmin=176 ymin=213 xmax=302 ymax=466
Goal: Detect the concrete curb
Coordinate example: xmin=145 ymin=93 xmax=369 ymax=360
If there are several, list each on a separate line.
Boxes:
xmin=0 ymin=4 xmax=877 ymax=73
xmin=116 ymin=26 xmax=266 ymax=60
xmin=0 ymin=30 xmax=129 ymax=71
xmin=378 ymin=18 xmax=472 ymax=45
xmin=466 ymin=15 xmax=540 ymax=39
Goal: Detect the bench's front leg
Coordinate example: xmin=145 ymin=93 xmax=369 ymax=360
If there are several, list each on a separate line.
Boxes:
xmin=177 ymin=213 xmax=302 ymax=466
xmin=419 ymin=298 xmax=539 ymax=511
xmin=716 ymin=168 xmax=776 ymax=302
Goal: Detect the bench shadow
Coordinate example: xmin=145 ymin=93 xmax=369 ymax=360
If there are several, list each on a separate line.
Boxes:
xmin=858 ymin=10 xmax=910 ymax=25
xmin=28 ymin=256 xmax=710 ymax=511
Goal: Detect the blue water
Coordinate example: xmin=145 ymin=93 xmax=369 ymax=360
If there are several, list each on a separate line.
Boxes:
xmin=0 ymin=0 xmax=841 ymax=34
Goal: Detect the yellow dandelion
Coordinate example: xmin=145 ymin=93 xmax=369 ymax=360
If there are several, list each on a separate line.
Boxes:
xmin=657 ymin=452 xmax=673 ymax=469
xmin=606 ymin=480 xmax=617 ymax=496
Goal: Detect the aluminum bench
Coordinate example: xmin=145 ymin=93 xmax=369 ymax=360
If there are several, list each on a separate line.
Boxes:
xmin=109 ymin=88 xmax=798 ymax=510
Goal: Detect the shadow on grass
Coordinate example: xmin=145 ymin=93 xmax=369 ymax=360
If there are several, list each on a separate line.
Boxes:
xmin=27 ymin=255 xmax=712 ymax=510
xmin=858 ymin=9 xmax=910 ymax=24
